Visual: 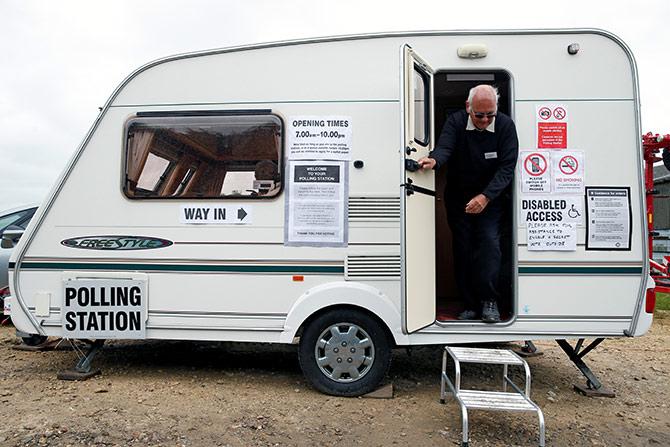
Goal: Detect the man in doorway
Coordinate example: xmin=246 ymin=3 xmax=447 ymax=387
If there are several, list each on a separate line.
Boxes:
xmin=418 ymin=84 xmax=518 ymax=323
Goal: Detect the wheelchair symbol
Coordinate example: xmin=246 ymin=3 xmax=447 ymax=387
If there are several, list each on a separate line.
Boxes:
xmin=567 ymin=204 xmax=581 ymax=219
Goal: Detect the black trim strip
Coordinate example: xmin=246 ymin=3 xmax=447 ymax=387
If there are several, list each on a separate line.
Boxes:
xmin=136 ymin=109 xmax=272 ymax=117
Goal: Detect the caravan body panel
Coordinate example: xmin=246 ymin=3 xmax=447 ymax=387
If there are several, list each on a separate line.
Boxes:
xmin=9 ymin=30 xmax=649 ymax=347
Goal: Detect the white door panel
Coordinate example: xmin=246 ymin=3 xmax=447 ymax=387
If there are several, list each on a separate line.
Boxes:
xmin=401 ymin=44 xmax=436 ymax=333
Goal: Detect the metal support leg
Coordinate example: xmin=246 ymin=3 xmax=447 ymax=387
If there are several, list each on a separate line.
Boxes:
xmin=538 ymin=407 xmax=546 ymax=447
xmin=556 ymin=338 xmax=615 ymax=397
xmin=57 ymin=339 xmax=104 ymax=381
xmin=523 ymin=340 xmax=539 ymax=354
xmin=503 ymin=364 xmax=509 ymax=392
xmin=75 ymin=339 xmax=104 ymax=373
xmin=460 ymin=405 xmax=469 ymax=447
xmin=440 ymin=350 xmax=448 ymax=403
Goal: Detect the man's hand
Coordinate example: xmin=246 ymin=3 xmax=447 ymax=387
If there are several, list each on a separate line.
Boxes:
xmin=465 ymin=194 xmax=490 ymax=214
xmin=417 ymin=157 xmax=436 ymax=170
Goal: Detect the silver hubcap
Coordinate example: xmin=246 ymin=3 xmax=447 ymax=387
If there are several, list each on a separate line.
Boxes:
xmin=315 ymin=322 xmax=375 ymax=383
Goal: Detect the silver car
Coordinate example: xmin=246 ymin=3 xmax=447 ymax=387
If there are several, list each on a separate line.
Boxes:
xmin=0 ymin=205 xmax=38 ymax=296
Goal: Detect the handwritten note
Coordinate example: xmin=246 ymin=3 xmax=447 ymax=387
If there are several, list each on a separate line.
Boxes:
xmin=527 ymin=222 xmax=577 ymax=251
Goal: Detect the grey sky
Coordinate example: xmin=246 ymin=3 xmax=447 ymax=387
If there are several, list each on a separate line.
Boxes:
xmin=1 ymin=0 xmax=668 ymax=211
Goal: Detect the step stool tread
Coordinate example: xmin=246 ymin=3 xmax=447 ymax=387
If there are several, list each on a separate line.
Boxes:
xmin=448 ymin=347 xmax=524 ymax=365
xmin=457 ymin=390 xmax=537 ymax=411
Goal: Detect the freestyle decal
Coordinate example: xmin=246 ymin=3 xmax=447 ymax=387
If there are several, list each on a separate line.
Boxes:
xmin=61 ymin=236 xmax=173 ymax=251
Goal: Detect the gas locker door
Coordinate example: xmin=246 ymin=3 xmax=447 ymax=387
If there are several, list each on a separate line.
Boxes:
xmin=401 ymin=45 xmax=436 ymax=333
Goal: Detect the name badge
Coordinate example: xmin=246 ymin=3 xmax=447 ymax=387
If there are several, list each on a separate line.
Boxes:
xmin=484 ymin=152 xmax=497 ymax=159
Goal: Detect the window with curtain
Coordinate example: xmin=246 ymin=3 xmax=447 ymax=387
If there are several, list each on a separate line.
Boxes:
xmin=124 ymin=113 xmax=283 ymax=199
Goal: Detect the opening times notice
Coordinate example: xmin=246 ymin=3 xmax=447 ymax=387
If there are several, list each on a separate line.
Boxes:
xmin=287 ymin=116 xmax=352 ymax=161
xmin=585 ymin=187 xmax=632 ymax=250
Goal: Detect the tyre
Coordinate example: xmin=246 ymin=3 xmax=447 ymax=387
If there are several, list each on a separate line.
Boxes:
xmin=298 ymin=309 xmax=391 ymax=397
xmin=21 ymin=334 xmax=47 ymax=346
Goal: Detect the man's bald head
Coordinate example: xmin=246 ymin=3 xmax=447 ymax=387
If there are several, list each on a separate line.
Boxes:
xmin=467 ymin=84 xmax=499 ymax=105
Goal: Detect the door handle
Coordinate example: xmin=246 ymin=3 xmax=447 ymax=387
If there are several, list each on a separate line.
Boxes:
xmin=401 ymin=178 xmax=435 ymax=197
xmin=405 ymin=159 xmax=421 ymax=172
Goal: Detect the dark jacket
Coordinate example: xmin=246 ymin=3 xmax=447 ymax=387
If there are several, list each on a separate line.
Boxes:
xmin=429 ymin=109 xmax=519 ymax=203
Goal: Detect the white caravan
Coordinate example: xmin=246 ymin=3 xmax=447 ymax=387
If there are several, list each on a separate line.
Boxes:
xmin=6 ymin=29 xmax=654 ymax=396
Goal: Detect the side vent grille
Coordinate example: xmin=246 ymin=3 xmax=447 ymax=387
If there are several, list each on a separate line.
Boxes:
xmin=348 ymin=196 xmax=400 ymax=221
xmin=345 ymin=255 xmax=401 ymax=280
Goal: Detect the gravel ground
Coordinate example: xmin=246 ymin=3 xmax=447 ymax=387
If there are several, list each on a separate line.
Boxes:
xmin=0 ymin=314 xmax=668 ymax=446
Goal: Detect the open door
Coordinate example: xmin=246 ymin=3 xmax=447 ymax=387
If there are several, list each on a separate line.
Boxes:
xmin=400 ymin=45 xmax=436 ymax=333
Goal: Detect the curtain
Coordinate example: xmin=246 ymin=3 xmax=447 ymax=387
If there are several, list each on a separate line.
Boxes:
xmin=127 ymin=129 xmax=155 ymax=184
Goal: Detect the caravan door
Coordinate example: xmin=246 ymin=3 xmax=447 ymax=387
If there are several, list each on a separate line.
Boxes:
xmin=401 ymin=45 xmax=436 ymax=333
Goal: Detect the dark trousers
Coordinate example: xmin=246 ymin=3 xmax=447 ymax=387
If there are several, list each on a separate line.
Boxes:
xmin=446 ymin=198 xmax=502 ymax=311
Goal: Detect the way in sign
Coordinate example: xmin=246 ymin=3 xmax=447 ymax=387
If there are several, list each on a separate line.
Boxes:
xmin=181 ymin=204 xmax=252 ymax=224
xmin=183 ymin=207 xmax=226 ymax=220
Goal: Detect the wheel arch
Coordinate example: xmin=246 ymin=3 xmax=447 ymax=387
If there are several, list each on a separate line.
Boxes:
xmin=279 ymin=281 xmax=406 ymax=346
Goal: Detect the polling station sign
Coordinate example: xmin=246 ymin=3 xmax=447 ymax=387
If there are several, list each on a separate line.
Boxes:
xmin=285 ymin=161 xmax=348 ymax=247
xmin=63 ymin=279 xmax=146 ymax=339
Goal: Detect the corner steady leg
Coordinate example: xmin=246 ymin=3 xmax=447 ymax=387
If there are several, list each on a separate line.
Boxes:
xmin=57 ymin=339 xmax=105 ymax=381
xmin=514 ymin=340 xmax=544 ymax=357
xmin=556 ymin=338 xmax=615 ymax=398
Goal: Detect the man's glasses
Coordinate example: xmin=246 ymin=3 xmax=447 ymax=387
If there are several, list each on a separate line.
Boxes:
xmin=472 ymin=111 xmax=497 ymax=119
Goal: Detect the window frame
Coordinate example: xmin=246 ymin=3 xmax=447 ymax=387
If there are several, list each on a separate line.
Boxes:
xmin=412 ymin=63 xmax=431 ymax=147
xmin=0 ymin=207 xmax=36 ymax=234
xmin=122 ymin=110 xmax=284 ymax=200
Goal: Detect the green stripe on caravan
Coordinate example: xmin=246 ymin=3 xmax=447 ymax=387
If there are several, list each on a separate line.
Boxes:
xmin=17 ymin=262 xmax=344 ymax=274
xmin=518 ymin=266 xmax=642 ymax=275
xmin=15 ymin=262 xmax=641 ymax=275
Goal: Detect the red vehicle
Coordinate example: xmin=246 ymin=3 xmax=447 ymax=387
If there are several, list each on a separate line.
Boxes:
xmin=643 ymin=133 xmax=670 ymax=302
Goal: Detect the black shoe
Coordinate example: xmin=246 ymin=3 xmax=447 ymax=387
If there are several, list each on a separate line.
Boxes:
xmin=481 ymin=301 xmax=500 ymax=323
xmin=457 ymin=310 xmax=478 ymax=320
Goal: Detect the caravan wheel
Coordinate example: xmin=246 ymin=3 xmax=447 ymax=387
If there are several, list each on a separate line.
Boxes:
xmin=298 ymin=309 xmax=391 ymax=396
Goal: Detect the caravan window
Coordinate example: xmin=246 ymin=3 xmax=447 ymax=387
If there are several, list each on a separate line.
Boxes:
xmin=413 ymin=65 xmax=429 ymax=146
xmin=124 ymin=113 xmax=282 ymax=199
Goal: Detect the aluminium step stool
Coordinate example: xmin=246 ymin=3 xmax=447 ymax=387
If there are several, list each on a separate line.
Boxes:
xmin=440 ymin=346 xmax=545 ymax=447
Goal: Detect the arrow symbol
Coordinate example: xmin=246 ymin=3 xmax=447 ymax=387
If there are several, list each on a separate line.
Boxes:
xmin=237 ymin=208 xmax=247 ymax=221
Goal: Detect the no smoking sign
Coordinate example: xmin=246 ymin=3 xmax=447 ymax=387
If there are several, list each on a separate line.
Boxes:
xmin=559 ymin=155 xmax=578 ymax=175
xmin=553 ymin=151 xmax=584 ymax=194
